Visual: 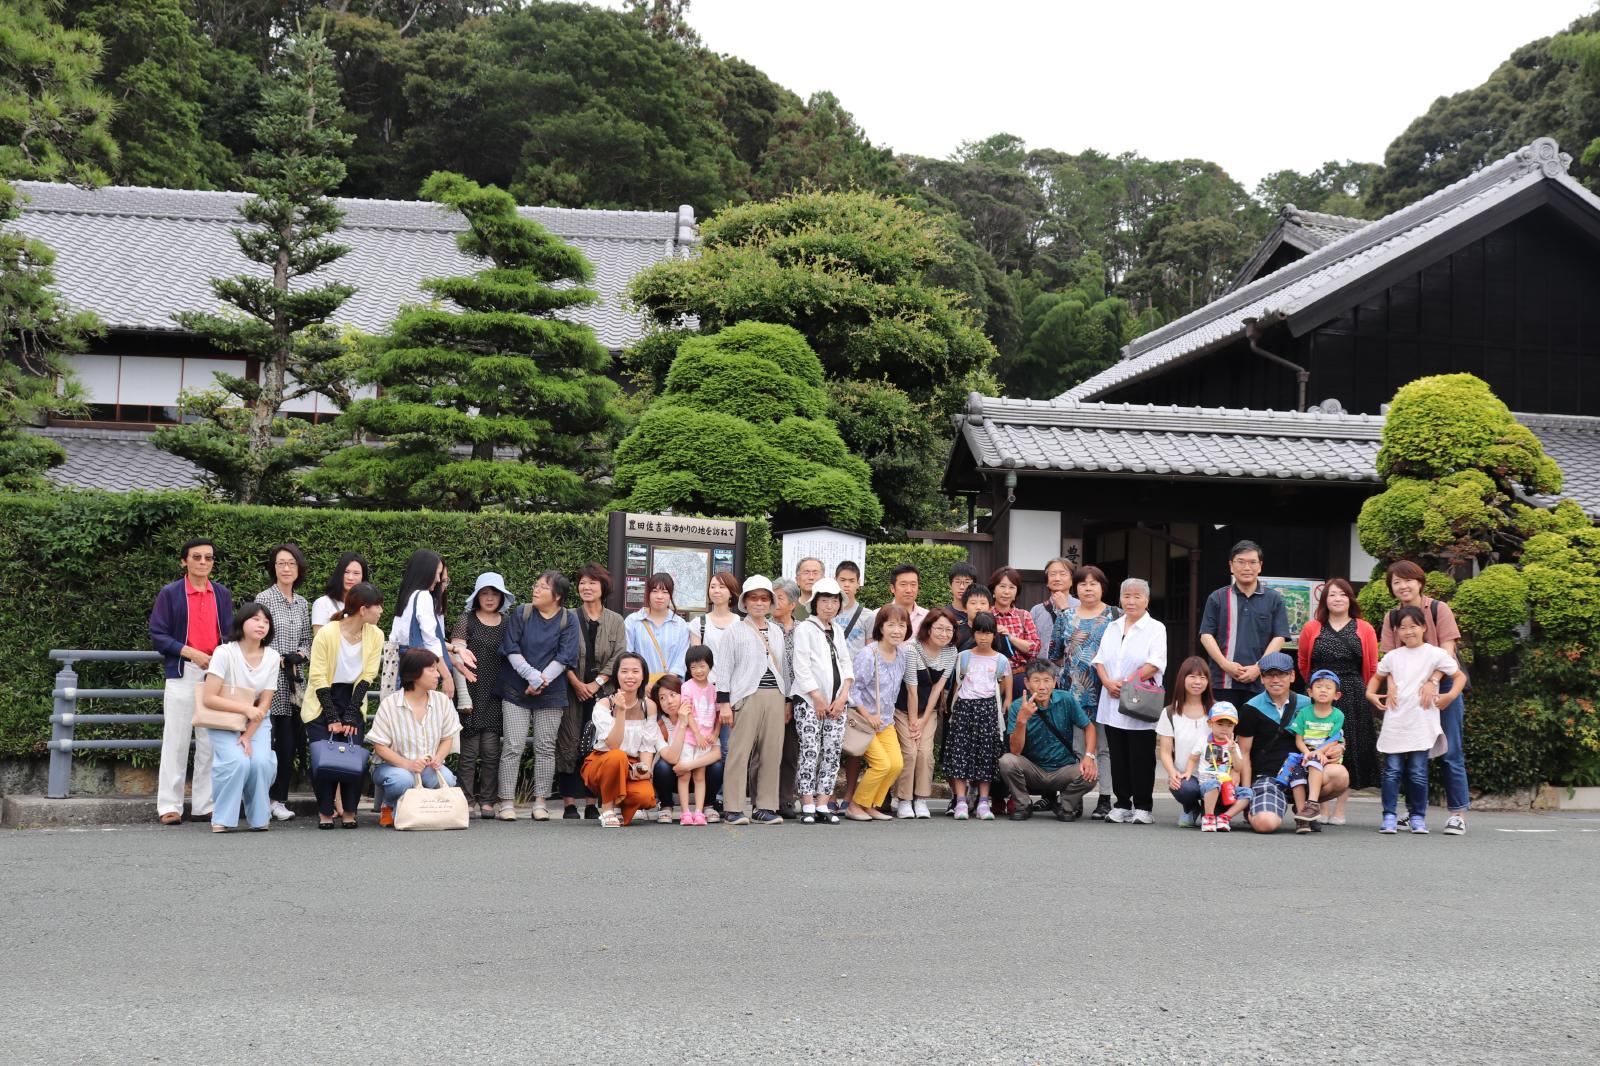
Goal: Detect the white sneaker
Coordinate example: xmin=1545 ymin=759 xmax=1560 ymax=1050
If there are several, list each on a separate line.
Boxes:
xmin=270 ymin=801 xmax=294 ymax=822
xmin=1444 ymin=814 xmax=1466 ymax=836
xmin=1105 ymin=807 xmax=1129 ymax=823
xmin=1130 ymin=808 xmax=1154 ymax=824
xmin=895 ymin=800 xmax=915 ymax=820
xmin=913 ymin=799 xmax=931 ymax=819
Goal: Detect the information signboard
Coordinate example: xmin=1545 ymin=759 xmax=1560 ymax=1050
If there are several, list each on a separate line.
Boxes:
xmin=606 ymin=512 xmax=746 ymax=618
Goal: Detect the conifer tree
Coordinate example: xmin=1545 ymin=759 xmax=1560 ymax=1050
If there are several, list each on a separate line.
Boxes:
xmin=305 ymin=172 xmax=621 ymax=511
xmin=152 ymin=30 xmax=356 ymax=504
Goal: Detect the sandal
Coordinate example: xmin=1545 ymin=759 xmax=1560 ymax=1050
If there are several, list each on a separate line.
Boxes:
xmin=657 ymin=808 xmax=676 ymax=824
xmin=599 ymin=809 xmax=622 ymax=828
xmin=341 ymin=818 xmax=358 ymax=829
xmin=801 ymin=811 xmax=817 ymax=824
xmin=820 ymin=810 xmax=841 ymax=825
xmin=210 ymin=824 xmax=233 ymax=833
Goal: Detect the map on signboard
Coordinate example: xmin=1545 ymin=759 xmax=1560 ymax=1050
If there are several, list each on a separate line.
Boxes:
xmin=1261 ymin=576 xmax=1323 ymax=642
xmin=652 ymin=546 xmax=710 ymax=611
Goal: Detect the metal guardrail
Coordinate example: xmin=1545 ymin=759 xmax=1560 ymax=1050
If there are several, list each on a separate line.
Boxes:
xmin=47 ymin=649 xmax=166 ymax=798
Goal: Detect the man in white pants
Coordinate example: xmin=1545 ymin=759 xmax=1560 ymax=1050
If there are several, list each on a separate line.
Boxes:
xmin=148 ymin=539 xmax=234 ymax=824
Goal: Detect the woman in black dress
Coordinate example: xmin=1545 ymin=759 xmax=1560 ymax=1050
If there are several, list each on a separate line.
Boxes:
xmin=1297 ymin=577 xmax=1379 ymax=825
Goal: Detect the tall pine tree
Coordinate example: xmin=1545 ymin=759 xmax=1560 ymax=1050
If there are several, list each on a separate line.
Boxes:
xmin=152 ymin=29 xmax=357 ymax=504
xmin=0 ymin=0 xmax=116 ymax=489
xmin=305 ymin=172 xmax=621 ymax=511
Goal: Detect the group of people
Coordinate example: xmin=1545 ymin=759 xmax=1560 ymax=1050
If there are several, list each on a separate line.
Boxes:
xmin=147 ymin=536 xmax=1473 ymax=836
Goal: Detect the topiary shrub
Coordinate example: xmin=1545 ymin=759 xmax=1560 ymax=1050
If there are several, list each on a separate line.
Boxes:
xmin=1450 ymin=564 xmax=1526 ymax=659
xmin=1376 ymin=373 xmax=1561 ymax=493
xmin=614 ymin=323 xmax=883 ymax=532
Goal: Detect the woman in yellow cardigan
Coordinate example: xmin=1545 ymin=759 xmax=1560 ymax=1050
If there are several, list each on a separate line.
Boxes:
xmin=303 ymin=582 xmax=385 ymax=828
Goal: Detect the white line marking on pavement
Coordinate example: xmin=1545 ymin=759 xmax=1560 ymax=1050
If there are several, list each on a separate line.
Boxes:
xmin=1494 ymin=828 xmax=1559 ymax=833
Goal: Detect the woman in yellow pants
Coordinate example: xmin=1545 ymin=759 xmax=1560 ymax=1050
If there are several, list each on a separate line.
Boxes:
xmin=845 ymin=605 xmax=909 ymax=821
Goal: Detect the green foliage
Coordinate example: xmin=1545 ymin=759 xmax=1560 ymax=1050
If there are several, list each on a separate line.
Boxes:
xmin=0 ymin=489 xmax=776 ymax=760
xmin=1252 ymin=161 xmax=1385 ymax=218
xmin=1460 ymin=683 xmax=1561 ymax=797
xmin=0 ymin=0 xmax=119 ymax=186
xmin=1376 ymin=374 xmax=1561 ymax=493
xmin=309 ymin=173 xmax=621 ymax=512
xmin=751 ymin=91 xmax=901 ymax=200
xmin=860 ymin=543 xmax=970 ymax=610
xmin=614 ymin=323 xmax=881 ymax=532
xmin=1371 ymin=11 xmax=1600 ymax=211
xmin=1451 ymin=564 xmax=1527 ymax=659
xmin=153 ymin=29 xmax=357 ymax=504
xmin=629 ymin=187 xmax=997 ymax=531
xmin=0 ymin=182 xmax=103 ymax=491
xmin=1000 ymin=257 xmax=1146 ymax=397
xmin=61 ymin=0 xmax=237 ymax=188
xmin=1357 ymin=472 xmax=1510 ymax=566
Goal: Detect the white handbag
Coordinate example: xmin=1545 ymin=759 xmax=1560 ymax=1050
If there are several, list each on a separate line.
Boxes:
xmin=393 ymin=771 xmax=470 ymax=831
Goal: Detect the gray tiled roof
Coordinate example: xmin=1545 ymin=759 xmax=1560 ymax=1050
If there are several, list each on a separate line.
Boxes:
xmin=31 ymin=426 xmax=202 ymax=492
xmin=1065 ymin=138 xmax=1587 ymax=402
xmin=1227 ymin=204 xmax=1372 ymax=291
xmin=8 ymin=181 xmax=697 ymax=351
xmin=953 ymin=395 xmax=1600 ymax=516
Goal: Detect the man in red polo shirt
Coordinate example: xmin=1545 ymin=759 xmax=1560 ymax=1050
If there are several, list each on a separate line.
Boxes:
xmin=148 ymin=539 xmax=234 ymax=824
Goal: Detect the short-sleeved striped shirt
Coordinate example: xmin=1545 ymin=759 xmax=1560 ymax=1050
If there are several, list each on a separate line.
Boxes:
xmin=366 ymin=689 xmax=462 ymax=764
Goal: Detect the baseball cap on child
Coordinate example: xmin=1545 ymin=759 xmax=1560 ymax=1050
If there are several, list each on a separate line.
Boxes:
xmin=1208 ymin=702 xmax=1238 ymax=723
xmin=1308 ymin=668 xmax=1341 ymax=686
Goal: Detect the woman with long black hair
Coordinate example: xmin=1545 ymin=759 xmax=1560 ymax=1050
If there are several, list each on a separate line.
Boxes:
xmin=312 ymin=552 xmax=370 ymax=634
xmin=390 ymin=548 xmax=454 ymax=701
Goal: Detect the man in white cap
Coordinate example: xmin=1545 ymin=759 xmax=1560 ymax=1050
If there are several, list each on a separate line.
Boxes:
xmin=716 ymin=575 xmax=791 ymax=825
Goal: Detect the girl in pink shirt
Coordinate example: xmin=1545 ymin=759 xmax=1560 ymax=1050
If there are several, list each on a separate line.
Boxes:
xmin=662 ymin=646 xmax=721 ymax=824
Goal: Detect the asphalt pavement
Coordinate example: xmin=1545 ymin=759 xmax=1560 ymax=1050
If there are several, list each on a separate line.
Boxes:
xmin=3 ymin=799 xmax=1597 ymax=1065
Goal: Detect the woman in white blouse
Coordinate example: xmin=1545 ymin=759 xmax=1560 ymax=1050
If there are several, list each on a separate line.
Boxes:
xmin=581 ymin=652 xmax=660 ymax=828
xmin=202 ymin=602 xmax=281 ymax=833
xmin=1091 ymin=578 xmax=1167 ymax=824
xmin=789 ymin=578 xmax=854 ymax=824
xmin=367 ymin=648 xmax=461 ymax=825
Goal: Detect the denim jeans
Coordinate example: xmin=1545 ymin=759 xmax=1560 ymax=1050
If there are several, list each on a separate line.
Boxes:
xmin=1438 ymin=694 xmax=1469 ymax=812
xmin=1382 ymin=751 xmax=1430 ymax=819
xmin=1169 ymin=775 xmax=1204 ymax=815
xmin=372 ymin=763 xmax=457 ymax=809
xmin=208 ymin=726 xmax=276 ymax=829
xmin=654 ymin=753 xmax=724 ymax=810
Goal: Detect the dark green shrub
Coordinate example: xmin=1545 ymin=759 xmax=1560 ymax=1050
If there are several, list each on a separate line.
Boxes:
xmin=0 ymin=491 xmax=775 ymax=760
xmin=861 ymin=543 xmax=969 ymax=609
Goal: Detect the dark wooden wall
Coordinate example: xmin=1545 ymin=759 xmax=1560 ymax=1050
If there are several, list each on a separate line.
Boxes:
xmin=1105 ymin=206 xmax=1600 ymax=416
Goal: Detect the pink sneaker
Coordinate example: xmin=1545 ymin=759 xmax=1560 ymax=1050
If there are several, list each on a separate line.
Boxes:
xmin=682 ymin=811 xmax=704 ymax=826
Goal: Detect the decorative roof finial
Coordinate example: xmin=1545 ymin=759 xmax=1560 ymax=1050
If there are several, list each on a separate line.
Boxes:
xmin=1519 ymin=137 xmax=1571 ymax=178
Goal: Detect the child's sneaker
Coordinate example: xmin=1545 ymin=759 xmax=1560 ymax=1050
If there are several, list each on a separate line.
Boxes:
xmin=1216 ymin=813 xmax=1232 ymax=833
xmin=952 ymin=798 xmax=969 ymax=820
xmin=1408 ymin=815 xmax=1429 ymax=834
xmin=1200 ymin=814 xmax=1217 ymax=832
xmin=976 ymin=798 xmax=994 ymax=821
xmin=1294 ymin=802 xmax=1318 ymax=833
xmin=1379 ymin=813 xmax=1398 ymax=834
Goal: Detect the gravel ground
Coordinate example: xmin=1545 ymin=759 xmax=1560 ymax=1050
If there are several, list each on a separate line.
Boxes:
xmin=3 ymin=799 xmax=1597 ymax=1065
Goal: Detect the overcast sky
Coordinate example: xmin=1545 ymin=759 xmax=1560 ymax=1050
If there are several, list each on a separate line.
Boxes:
xmin=648 ymin=0 xmax=1591 ymax=190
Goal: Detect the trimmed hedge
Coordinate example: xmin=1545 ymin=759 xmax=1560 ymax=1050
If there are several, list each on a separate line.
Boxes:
xmin=0 ymin=491 xmax=777 ymax=761
xmin=861 ymin=543 xmax=970 ymax=610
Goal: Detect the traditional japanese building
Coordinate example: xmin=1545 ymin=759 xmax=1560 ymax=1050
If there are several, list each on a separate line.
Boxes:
xmin=8 ymin=180 xmax=697 ymax=490
xmin=942 ymin=137 xmax=1600 ymax=663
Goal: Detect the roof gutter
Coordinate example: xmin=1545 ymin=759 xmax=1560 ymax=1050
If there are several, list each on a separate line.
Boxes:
xmin=1243 ymin=314 xmax=1307 ymax=412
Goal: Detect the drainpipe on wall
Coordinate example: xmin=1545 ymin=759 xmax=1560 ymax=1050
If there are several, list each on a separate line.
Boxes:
xmin=1243 ymin=315 xmax=1309 ymax=412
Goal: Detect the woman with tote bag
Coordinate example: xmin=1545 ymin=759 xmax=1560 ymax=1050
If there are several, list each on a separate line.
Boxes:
xmin=367 ymin=649 xmax=463 ymax=827
xmin=199 ymin=603 xmax=280 ymax=833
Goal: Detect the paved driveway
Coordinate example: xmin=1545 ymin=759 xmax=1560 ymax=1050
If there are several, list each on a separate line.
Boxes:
xmin=3 ymin=801 xmax=1597 ymax=1064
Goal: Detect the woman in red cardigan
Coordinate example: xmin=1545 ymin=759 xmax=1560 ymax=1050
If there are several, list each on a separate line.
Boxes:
xmin=1298 ymin=577 xmax=1379 ymax=824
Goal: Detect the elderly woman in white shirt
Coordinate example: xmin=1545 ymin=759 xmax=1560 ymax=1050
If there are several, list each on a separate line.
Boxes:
xmin=1091 ymin=577 xmax=1168 ymax=824
xmin=790 ymin=578 xmax=854 ymax=824
xmin=366 ymin=648 xmax=462 ymax=826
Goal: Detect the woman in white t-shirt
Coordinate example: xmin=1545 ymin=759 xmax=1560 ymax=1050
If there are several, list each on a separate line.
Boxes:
xmin=1157 ymin=656 xmax=1216 ymax=829
xmin=202 ymin=602 xmax=281 ymax=832
xmin=311 ymin=552 xmax=369 ymax=632
xmin=581 ymin=652 xmax=661 ymax=828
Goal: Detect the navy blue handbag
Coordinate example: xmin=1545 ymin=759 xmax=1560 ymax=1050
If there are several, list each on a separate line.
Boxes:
xmin=310 ymin=731 xmax=368 ymax=779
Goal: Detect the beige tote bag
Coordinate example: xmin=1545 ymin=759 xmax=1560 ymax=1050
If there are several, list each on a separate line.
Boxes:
xmin=393 ymin=771 xmax=469 ymax=831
